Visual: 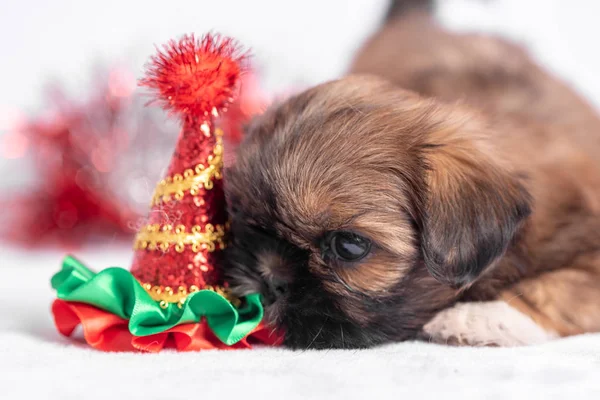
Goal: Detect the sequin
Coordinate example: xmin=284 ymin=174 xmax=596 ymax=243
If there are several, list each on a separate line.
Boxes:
xmin=130 ymin=117 xmax=228 ymax=289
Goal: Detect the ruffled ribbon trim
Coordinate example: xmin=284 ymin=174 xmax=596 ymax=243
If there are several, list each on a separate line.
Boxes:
xmin=50 ymin=255 xmax=282 ymax=352
xmin=52 ymin=300 xmax=280 ymax=352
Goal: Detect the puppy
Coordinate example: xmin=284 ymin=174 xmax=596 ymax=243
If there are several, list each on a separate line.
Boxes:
xmin=224 ymin=0 xmax=600 ymax=348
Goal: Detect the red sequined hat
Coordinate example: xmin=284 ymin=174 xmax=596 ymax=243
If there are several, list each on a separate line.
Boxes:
xmin=131 ymin=34 xmax=237 ymax=304
xmin=49 ymin=33 xmax=279 ymax=352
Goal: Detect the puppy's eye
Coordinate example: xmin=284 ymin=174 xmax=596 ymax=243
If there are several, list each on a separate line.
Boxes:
xmin=325 ymin=231 xmax=371 ymax=262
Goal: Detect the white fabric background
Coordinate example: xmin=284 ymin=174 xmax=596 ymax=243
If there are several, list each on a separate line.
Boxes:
xmin=2 ymin=0 xmax=600 ymax=398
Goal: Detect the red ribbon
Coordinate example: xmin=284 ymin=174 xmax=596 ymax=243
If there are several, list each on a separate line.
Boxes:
xmin=52 ymin=299 xmax=283 ymax=352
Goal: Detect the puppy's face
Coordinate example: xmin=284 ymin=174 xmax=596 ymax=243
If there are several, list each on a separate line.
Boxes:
xmin=224 ymin=76 xmax=531 ymax=349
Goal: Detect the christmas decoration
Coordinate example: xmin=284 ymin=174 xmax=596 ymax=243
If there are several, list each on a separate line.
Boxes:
xmin=1 ymin=65 xmax=265 ymax=249
xmin=0 ymin=68 xmax=178 ymax=248
xmin=219 ymin=72 xmax=268 ymax=148
xmin=49 ymin=33 xmax=281 ymax=352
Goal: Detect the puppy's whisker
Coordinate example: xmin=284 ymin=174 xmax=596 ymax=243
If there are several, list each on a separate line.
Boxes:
xmin=329 ymin=269 xmax=360 ymax=295
xmin=305 ymin=318 xmax=328 ymax=351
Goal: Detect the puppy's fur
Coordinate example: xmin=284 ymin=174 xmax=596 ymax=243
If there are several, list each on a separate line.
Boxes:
xmin=224 ymin=1 xmax=600 ymax=348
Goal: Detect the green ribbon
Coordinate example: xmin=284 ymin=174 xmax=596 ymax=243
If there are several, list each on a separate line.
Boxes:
xmin=51 ymin=255 xmax=263 ymax=345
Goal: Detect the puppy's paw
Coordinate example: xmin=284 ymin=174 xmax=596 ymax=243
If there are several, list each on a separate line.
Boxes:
xmin=421 ymin=301 xmax=557 ymax=347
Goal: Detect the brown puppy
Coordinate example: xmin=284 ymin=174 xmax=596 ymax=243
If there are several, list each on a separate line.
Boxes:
xmin=224 ymin=1 xmax=600 ymax=348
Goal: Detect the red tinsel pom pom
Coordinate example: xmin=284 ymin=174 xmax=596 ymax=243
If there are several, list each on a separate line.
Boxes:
xmin=140 ymin=33 xmax=247 ymax=116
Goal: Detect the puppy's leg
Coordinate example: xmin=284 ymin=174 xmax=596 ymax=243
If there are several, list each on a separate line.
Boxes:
xmin=499 ymin=265 xmax=600 ymax=338
xmin=421 ymin=301 xmax=558 ymax=347
xmin=423 ymin=262 xmax=600 ymax=346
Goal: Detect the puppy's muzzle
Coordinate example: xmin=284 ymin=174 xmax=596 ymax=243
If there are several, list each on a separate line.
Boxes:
xmin=262 ymin=278 xmax=289 ymax=306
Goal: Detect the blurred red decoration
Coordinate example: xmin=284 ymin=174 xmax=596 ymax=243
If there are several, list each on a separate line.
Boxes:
xmin=0 ymin=69 xmax=168 ymax=248
xmin=0 ymin=66 xmax=267 ymax=249
xmin=219 ymin=72 xmax=268 ymax=148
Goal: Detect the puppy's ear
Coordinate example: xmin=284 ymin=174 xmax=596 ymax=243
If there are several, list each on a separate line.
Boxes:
xmin=417 ymin=115 xmax=531 ymax=288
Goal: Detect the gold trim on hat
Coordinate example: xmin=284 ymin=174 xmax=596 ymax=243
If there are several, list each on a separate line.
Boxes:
xmin=140 ymin=283 xmax=241 ymax=308
xmin=134 ymin=223 xmax=227 ymax=253
xmin=151 ymin=129 xmax=224 ymax=206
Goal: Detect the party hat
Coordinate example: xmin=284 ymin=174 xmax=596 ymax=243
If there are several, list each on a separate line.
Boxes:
xmin=49 ymin=34 xmax=281 ymax=352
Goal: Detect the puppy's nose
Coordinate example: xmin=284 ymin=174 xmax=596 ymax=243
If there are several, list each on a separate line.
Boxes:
xmin=263 ymin=278 xmax=288 ymax=306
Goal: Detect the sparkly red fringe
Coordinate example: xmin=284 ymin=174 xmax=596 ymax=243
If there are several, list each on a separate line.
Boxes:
xmin=140 ymin=33 xmax=248 ymax=117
